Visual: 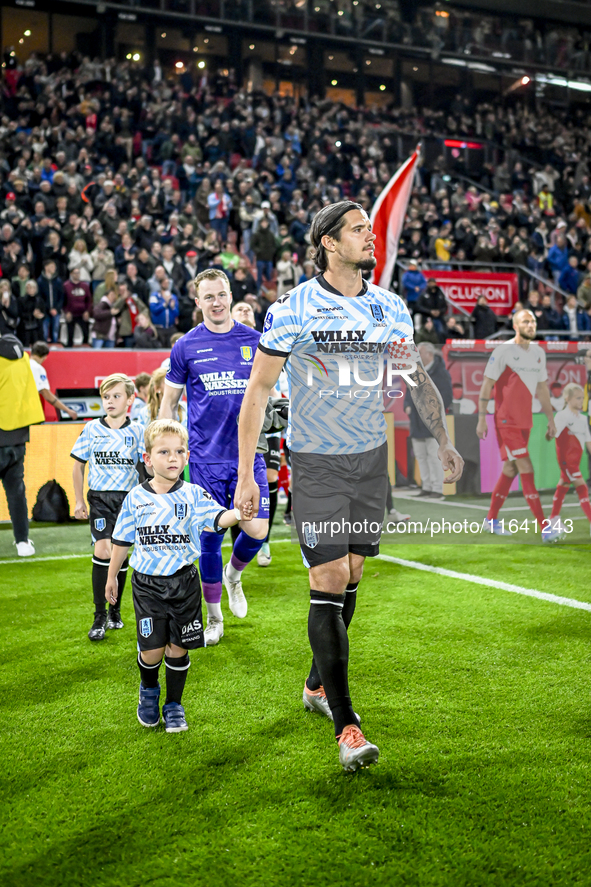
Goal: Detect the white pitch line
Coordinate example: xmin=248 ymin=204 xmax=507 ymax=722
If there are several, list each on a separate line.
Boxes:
xmin=0 ymin=539 xmax=295 ymax=566
xmin=393 ymin=494 xmax=582 ymax=512
xmin=377 ymin=553 xmax=591 ymax=612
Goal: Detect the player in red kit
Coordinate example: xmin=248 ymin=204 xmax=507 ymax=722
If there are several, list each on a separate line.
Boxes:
xmin=549 ymin=382 xmax=591 ymax=534
xmin=477 ymin=309 xmax=563 ymax=542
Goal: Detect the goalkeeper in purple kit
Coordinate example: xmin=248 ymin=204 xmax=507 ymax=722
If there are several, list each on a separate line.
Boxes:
xmin=159 ymin=269 xmax=270 ymax=646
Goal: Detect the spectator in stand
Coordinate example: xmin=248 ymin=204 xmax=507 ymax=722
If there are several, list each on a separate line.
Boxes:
xmin=114 ymin=232 xmax=137 ymax=273
xmin=276 ymin=249 xmax=301 ymax=296
xmin=90 ymin=236 xmax=115 ymax=292
xmin=559 ymin=255 xmax=581 ymax=295
xmin=298 ymin=260 xmax=316 ymax=285
xmin=133 ymin=312 xmax=160 ymax=349
xmin=68 ymin=238 xmax=94 ymax=283
xmin=37 ymin=259 xmax=64 ymax=344
xmin=445 ymin=315 xmax=468 ymax=339
xmin=416 ymin=278 xmax=448 ymax=338
xmin=540 ymin=294 xmax=562 ymax=334
xmin=112 ymin=279 xmax=149 ymax=348
xmin=0 ymin=281 xmax=19 ymax=336
xmin=470 ymin=295 xmax=498 ymax=339
xmin=149 ymin=277 xmax=179 ymax=347
xmin=401 ymin=261 xmax=427 ymax=309
xmin=63 ymin=267 xmax=92 ymax=347
xmin=92 ymin=288 xmax=118 ymax=349
xmin=559 ymin=294 xmax=591 ymax=339
xmin=231 ymin=265 xmax=257 ymax=303
xmin=547 ymin=236 xmax=570 ymax=284
xmin=207 ymin=178 xmax=232 ymax=242
xmin=524 ymin=290 xmax=546 ymax=328
xmin=251 ymin=217 xmax=277 ymax=293
xmin=578 ymin=274 xmax=591 ymax=311
xmin=415 ymin=317 xmax=440 ymax=345
xmin=17 ymin=280 xmax=46 ymax=346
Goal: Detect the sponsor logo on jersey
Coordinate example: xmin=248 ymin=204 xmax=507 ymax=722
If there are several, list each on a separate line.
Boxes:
xmin=240 ymin=346 xmax=253 ymax=361
xmin=370 ymin=304 xmax=385 ymax=322
xmin=175 ymin=503 xmax=187 ymax=519
xmin=264 ymin=313 xmax=273 ymax=332
xmin=94 ymin=518 xmax=106 ymax=531
xmin=316 ymin=305 xmax=344 ymax=312
xmin=125 ymin=436 xmax=133 ymax=447
xmin=139 ymin=617 xmax=153 ymax=638
xmin=276 ymin=292 xmax=291 ymax=305
xmin=199 ymin=371 xmax=249 ymax=393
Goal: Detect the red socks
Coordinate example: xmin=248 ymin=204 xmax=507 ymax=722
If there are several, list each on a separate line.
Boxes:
xmin=521 ymin=473 xmax=545 ymax=526
xmin=551 ymin=485 xmax=568 ymax=520
xmin=487 ymin=472 xmax=514 ymax=520
xmin=577 ymin=485 xmax=591 ymax=522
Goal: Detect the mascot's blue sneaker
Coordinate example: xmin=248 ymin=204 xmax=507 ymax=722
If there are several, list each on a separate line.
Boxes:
xmin=137 ymin=683 xmax=160 ymax=728
xmin=162 ymin=702 xmax=188 ymax=733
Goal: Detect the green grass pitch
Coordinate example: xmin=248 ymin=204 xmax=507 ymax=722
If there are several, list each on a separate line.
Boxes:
xmin=1 ymin=519 xmax=591 ymax=887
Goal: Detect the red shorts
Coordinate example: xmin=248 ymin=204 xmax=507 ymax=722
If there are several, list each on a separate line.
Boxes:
xmin=559 ymin=465 xmax=583 ymax=484
xmin=495 ymin=425 xmax=530 ymax=462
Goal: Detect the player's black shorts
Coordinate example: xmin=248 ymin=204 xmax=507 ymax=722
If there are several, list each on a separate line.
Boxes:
xmin=132 ymin=563 xmax=205 ymax=652
xmin=87 ymin=490 xmax=127 ymax=542
xmin=291 ymin=442 xmax=388 ymax=568
xmin=263 ymin=435 xmax=281 ymax=473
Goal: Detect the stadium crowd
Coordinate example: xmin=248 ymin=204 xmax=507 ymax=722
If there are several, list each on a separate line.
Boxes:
xmin=2 ymin=49 xmax=591 ymax=345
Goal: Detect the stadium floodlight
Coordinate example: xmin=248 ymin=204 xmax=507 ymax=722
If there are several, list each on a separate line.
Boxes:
xmin=24 ymin=30 xmax=31 ymax=36
xmin=379 ymin=84 xmax=386 ymax=91
xmin=175 ymin=62 xmax=184 ymax=69
xmin=133 ymin=53 xmax=140 ymax=61
xmin=198 ymin=61 xmax=206 ymax=69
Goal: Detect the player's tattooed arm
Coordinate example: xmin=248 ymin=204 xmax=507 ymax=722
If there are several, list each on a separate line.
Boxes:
xmin=407 ymin=345 xmax=450 ymax=447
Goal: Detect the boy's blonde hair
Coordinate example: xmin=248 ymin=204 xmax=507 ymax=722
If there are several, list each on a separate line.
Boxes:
xmin=563 ymin=382 xmax=584 ymax=401
xmin=144 ymin=419 xmax=188 ymax=453
xmin=99 ymin=373 xmax=135 ymax=398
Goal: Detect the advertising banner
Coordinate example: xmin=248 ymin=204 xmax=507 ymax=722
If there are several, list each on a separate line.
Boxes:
xmin=426 ymin=271 xmax=519 ymax=316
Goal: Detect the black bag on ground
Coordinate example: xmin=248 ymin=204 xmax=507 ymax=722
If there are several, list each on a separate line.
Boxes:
xmin=32 ymin=480 xmax=70 ymax=523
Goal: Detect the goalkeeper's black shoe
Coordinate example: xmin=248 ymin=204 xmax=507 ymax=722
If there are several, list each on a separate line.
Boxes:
xmin=88 ymin=612 xmax=107 ymax=641
xmin=106 ymin=608 xmax=124 ymax=630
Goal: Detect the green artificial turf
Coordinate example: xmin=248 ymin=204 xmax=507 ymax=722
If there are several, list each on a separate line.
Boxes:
xmin=1 ymin=534 xmax=591 ymax=887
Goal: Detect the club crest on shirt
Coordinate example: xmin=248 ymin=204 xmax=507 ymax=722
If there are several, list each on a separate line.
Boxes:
xmin=175 ymin=503 xmax=187 ymax=519
xmin=94 ymin=518 xmax=106 ymax=531
xmin=303 ymin=523 xmax=319 ymax=549
xmin=125 ymin=436 xmax=133 ymax=447
xmin=240 ymin=346 xmax=253 ymax=361
xmin=370 ymin=304 xmax=385 ymax=322
xmin=139 ymin=617 xmax=153 ymax=638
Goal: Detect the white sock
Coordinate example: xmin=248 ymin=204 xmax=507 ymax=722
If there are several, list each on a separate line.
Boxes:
xmin=226 ymin=561 xmax=243 ymax=583
xmin=206 ymin=602 xmax=223 ymax=620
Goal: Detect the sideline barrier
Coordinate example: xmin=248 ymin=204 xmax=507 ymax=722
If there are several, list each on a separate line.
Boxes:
xmin=40 ymin=349 xmax=169 ymax=420
xmin=0 ymin=423 xmax=89 ymax=522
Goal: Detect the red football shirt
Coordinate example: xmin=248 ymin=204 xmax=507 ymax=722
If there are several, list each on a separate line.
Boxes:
xmin=484 ymin=342 xmax=547 ymax=429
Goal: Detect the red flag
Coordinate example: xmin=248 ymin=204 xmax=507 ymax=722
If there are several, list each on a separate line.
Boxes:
xmin=370 ymin=147 xmax=420 ymax=290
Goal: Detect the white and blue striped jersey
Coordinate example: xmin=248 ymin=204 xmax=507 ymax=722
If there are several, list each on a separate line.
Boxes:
xmin=70 ymin=418 xmax=145 ymax=492
xmin=129 ymin=397 xmax=147 ymax=422
xmin=113 ymin=479 xmax=225 ymax=575
xmin=259 ymin=274 xmax=414 ymax=454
